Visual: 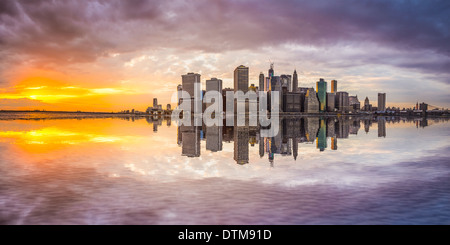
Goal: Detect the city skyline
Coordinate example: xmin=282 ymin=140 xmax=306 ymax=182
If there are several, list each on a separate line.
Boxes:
xmin=0 ymin=0 xmax=449 ymax=112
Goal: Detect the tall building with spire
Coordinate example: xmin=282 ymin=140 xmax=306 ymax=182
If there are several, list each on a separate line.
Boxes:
xmin=292 ymin=70 xmax=298 ymax=93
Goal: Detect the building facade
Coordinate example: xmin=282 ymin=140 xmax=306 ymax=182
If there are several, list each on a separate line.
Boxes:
xmin=304 ymin=88 xmax=319 ymax=113
xmin=326 ymin=93 xmax=336 ymax=112
xmin=335 ymin=91 xmax=349 ymax=112
xmin=234 ymin=65 xmax=249 ymax=93
xmin=316 ymin=78 xmax=327 ymax=112
xmin=292 ymin=70 xmax=298 ymax=92
xmin=378 ymin=93 xmax=386 ymax=111
xmin=182 ymin=72 xmax=201 ymax=113
xmin=331 ymin=80 xmax=337 ymax=94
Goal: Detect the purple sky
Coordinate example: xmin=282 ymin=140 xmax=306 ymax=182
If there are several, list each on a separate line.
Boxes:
xmin=0 ymin=0 xmax=449 ymax=110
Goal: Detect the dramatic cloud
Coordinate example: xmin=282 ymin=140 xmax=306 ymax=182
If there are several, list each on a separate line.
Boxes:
xmin=0 ymin=0 xmax=449 ymax=110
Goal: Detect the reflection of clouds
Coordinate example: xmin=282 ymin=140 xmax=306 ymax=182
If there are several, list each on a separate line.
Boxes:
xmin=0 ymin=118 xmax=449 ymax=188
xmin=0 ymin=118 xmax=449 ymax=224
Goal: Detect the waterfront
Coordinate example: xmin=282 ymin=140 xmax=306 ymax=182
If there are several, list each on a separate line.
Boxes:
xmin=0 ymin=113 xmax=449 ymax=224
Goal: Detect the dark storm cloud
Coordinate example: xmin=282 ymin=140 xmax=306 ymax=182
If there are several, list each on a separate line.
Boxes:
xmin=0 ymin=0 xmax=449 ymax=73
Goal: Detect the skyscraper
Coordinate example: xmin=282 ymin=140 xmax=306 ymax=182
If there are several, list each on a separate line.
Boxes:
xmin=364 ymin=97 xmax=371 ymax=111
xmin=304 ymin=88 xmax=319 ymax=113
xmin=331 ymin=80 xmax=337 ymax=94
xmin=292 ymin=70 xmax=298 ymax=93
xmin=280 ymin=74 xmax=291 ymax=92
xmin=234 ymin=65 xmax=249 ymax=93
xmin=182 ymin=72 xmax=201 ymax=113
xmin=326 ymin=93 xmax=336 ymax=112
xmin=349 ymin=95 xmax=360 ymax=112
xmin=206 ymin=78 xmax=222 ymax=109
xmin=378 ymin=93 xmax=386 ymax=111
xmin=335 ymin=92 xmax=349 ymax=112
xmin=259 ymin=72 xmax=265 ymax=92
xmin=316 ymin=78 xmax=327 ymax=112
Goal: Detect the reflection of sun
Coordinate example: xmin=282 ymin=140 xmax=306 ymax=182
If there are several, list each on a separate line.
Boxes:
xmin=0 ymin=127 xmax=128 ymax=153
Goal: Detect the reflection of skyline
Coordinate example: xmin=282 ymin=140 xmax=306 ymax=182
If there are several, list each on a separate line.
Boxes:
xmin=175 ymin=116 xmax=443 ymax=165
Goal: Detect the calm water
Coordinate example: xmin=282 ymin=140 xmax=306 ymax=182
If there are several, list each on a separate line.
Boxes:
xmin=0 ymin=112 xmax=449 ymax=224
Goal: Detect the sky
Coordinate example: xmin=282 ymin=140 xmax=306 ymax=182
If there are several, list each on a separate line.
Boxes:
xmin=0 ymin=0 xmax=449 ymax=112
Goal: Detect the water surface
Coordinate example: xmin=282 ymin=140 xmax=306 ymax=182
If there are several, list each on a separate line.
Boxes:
xmin=0 ymin=113 xmax=449 ymax=224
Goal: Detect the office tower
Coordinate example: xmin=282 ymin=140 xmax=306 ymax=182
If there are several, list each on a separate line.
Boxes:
xmin=153 ymin=98 xmax=158 ymax=108
xmin=335 ymin=92 xmax=349 ymax=112
xmin=349 ymin=96 xmax=360 ymax=112
xmin=326 ymin=93 xmax=336 ymax=112
xmin=259 ymin=72 xmax=265 ymax=92
xmin=268 ymin=63 xmax=274 ymax=78
xmin=331 ymin=80 xmax=337 ymax=94
xmin=283 ymin=93 xmax=302 ymax=112
xmin=270 ymin=76 xmax=281 ymax=92
xmin=206 ymin=78 xmax=223 ymax=109
xmin=292 ymin=70 xmax=298 ymax=93
xmin=316 ymin=78 xmax=327 ymax=112
xmin=167 ymin=104 xmax=171 ymax=110
xmin=234 ymin=126 xmax=249 ymax=164
xmin=269 ymin=76 xmax=283 ymax=112
xmin=364 ymin=97 xmax=371 ymax=111
xmin=280 ymin=74 xmax=291 ymax=92
xmin=206 ymin=78 xmax=223 ymax=93
xmin=378 ymin=119 xmax=386 ymax=137
xmin=378 ymin=93 xmax=386 ymax=111
xmin=182 ymin=72 xmax=201 ymax=113
xmin=206 ymin=125 xmax=223 ymax=152
xmin=234 ymin=65 xmax=249 ymax=93
xmin=316 ymin=119 xmax=327 ymax=151
xmin=419 ymin=102 xmax=428 ymax=111
xmin=304 ymin=88 xmax=319 ymax=113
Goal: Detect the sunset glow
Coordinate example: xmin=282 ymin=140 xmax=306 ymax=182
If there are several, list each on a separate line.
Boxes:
xmin=0 ymin=0 xmax=448 ymax=112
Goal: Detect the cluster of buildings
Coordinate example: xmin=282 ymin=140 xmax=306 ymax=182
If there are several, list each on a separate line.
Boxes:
xmin=177 ymin=116 xmax=390 ymax=165
xmin=176 ymin=63 xmax=387 ymax=114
